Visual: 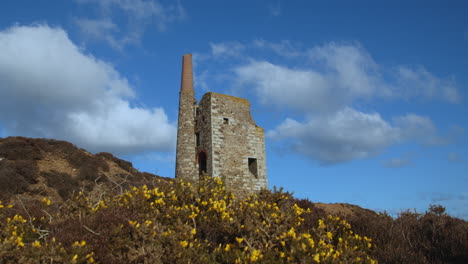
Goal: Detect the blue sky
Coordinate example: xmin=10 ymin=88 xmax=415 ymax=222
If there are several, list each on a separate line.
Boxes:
xmin=0 ymin=0 xmax=467 ymax=218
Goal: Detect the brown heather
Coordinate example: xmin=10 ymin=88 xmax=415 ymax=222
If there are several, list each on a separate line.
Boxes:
xmin=0 ymin=137 xmax=467 ymax=263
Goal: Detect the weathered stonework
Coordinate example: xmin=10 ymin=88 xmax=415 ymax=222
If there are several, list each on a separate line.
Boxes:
xmin=175 ymin=54 xmax=268 ymax=196
xmin=175 ymin=54 xmax=197 ymax=181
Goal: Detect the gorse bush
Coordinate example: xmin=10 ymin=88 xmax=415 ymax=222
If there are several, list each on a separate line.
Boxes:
xmin=0 ymin=140 xmax=466 ymax=264
xmin=0 ymin=177 xmax=375 ymax=264
xmin=347 ymin=207 xmax=468 ymax=264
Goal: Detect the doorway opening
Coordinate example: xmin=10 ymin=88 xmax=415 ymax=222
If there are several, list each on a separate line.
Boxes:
xmin=198 ymin=152 xmax=207 ymax=176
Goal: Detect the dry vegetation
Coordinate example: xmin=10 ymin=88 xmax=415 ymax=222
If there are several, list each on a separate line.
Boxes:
xmin=0 ymin=137 xmax=159 ymax=202
xmin=1 ymin=178 xmax=376 ymax=264
xmin=0 ymin=137 xmax=467 ymax=263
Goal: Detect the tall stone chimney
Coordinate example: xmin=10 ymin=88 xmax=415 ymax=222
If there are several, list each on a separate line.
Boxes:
xmin=180 ymin=54 xmax=194 ymax=92
xmin=175 ymin=54 xmax=197 ymax=180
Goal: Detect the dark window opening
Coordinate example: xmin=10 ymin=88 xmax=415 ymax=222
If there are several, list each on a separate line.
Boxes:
xmin=196 ymin=132 xmax=200 ymax=146
xmin=198 ymin=152 xmax=207 ymax=176
xmin=196 ymin=108 xmax=200 ymax=116
xmin=223 ymin=118 xmax=229 ymax=124
xmin=248 ymin=158 xmax=258 ymax=178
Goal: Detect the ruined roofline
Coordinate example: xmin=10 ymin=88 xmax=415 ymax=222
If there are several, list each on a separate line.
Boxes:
xmin=180 ymin=54 xmax=194 ymax=92
xmin=202 ymin=92 xmax=250 ymax=106
xmin=200 ymin=92 xmax=265 ymax=128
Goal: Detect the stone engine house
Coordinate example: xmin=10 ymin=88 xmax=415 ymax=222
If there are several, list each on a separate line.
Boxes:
xmin=175 ymin=54 xmax=268 ymax=195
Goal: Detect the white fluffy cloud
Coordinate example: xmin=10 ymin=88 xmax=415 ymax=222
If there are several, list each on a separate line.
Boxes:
xmin=308 ymin=43 xmax=392 ymax=98
xmin=268 ymin=108 xmax=399 ymax=164
xmin=268 ymin=108 xmax=452 ymax=164
xmin=0 ymin=25 xmax=176 ymax=154
xmin=232 ymin=42 xmax=462 ymax=164
xmin=235 ymin=61 xmax=342 ymax=113
xmin=394 ymin=66 xmax=460 ymax=103
xmin=394 ymin=115 xmax=463 ymax=146
xmin=236 ymin=43 xmax=460 ymax=111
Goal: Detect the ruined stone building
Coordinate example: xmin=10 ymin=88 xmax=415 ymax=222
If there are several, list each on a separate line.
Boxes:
xmin=175 ymin=54 xmax=268 ymax=196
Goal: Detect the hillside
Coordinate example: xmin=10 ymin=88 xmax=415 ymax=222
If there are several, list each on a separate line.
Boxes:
xmin=0 ymin=136 xmax=371 ymax=219
xmin=0 ymin=137 xmax=164 ymax=203
xmin=0 ymin=137 xmax=467 ymax=264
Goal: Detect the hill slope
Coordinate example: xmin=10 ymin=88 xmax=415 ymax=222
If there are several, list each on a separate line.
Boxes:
xmin=0 ymin=136 xmax=372 ymax=218
xmin=0 ymin=137 xmax=467 ymax=264
xmin=0 ymin=137 xmax=164 ymax=203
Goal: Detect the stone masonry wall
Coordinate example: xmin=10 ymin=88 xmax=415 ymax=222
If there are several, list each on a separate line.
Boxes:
xmin=195 ymin=94 xmax=213 ymax=177
xmin=199 ymin=92 xmax=267 ymax=197
xmin=175 ymin=54 xmax=267 ymax=196
xmin=175 ymin=90 xmax=198 ymax=181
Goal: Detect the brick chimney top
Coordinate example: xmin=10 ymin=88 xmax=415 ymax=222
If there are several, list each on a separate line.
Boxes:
xmin=180 ymin=54 xmax=194 ymax=92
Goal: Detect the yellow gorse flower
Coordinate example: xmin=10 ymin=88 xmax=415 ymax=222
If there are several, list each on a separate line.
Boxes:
xmin=314 ymin=253 xmax=320 ymax=263
xmin=180 ymin=241 xmax=189 ymax=248
xmin=41 ymin=197 xmax=51 ymax=206
xmin=32 ymin=241 xmax=41 ymax=248
xmin=250 ymin=249 xmax=262 ymax=262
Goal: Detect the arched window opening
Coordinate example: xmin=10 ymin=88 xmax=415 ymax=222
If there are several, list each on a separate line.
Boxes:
xmin=248 ymin=158 xmax=258 ymax=178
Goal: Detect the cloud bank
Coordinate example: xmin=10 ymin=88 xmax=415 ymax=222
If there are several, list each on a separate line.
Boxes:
xmin=0 ymin=25 xmax=176 ymax=154
xmin=236 ymin=43 xmax=461 ymax=110
xmin=229 ymin=42 xmax=462 ymax=164
xmin=267 ymin=108 xmax=399 ymax=164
